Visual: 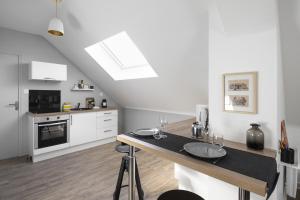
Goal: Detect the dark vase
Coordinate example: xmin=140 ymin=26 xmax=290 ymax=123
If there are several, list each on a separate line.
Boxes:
xmin=246 ymin=123 xmax=264 ymax=150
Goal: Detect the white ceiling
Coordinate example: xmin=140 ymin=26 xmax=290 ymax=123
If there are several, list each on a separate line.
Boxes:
xmin=0 ymin=0 xmax=210 ymax=114
xmin=0 ymin=0 xmax=279 ymax=114
xmin=212 ymin=0 xmax=277 ymax=35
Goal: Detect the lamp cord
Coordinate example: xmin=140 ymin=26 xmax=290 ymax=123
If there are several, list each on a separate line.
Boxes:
xmin=55 ymin=0 xmax=58 ymax=18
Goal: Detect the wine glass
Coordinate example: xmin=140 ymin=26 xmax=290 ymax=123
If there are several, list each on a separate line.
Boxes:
xmin=213 ymin=133 xmax=224 ymax=148
xmin=159 ymin=116 xmax=168 ymax=132
xmin=155 ymin=115 xmax=168 ymax=139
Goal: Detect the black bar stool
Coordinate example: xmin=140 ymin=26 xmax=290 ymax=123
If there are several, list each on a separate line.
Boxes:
xmin=113 ymin=144 xmax=144 ymax=200
xmin=158 ymin=190 xmax=204 ymax=200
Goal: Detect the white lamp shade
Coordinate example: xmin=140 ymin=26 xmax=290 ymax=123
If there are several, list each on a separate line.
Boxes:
xmin=48 ymin=17 xmax=64 ymax=36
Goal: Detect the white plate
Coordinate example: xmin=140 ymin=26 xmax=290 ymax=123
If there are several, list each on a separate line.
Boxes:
xmin=183 ymin=142 xmax=227 ymax=159
xmin=131 ymin=128 xmax=158 ymax=137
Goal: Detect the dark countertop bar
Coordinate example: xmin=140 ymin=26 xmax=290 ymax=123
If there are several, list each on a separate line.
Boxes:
xmin=117 ymin=118 xmax=278 ymax=197
xmin=164 ymin=118 xmax=276 ymax=158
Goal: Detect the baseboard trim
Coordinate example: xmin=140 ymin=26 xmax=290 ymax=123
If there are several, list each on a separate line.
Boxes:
xmin=124 ymin=106 xmax=195 ymax=116
xmin=32 ymin=137 xmax=116 ymax=162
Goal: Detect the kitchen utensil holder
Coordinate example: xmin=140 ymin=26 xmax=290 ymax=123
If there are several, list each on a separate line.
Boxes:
xmin=280 ymin=148 xmax=295 ymax=164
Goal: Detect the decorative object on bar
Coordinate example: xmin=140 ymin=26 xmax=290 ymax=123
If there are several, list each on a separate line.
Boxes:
xmin=280 ymin=120 xmax=295 ymax=164
xmin=246 ymin=123 xmax=264 ymax=150
xmin=196 ymin=105 xmax=209 ymax=129
xmin=183 ymin=142 xmax=227 ymax=159
xmin=223 ymin=72 xmax=257 ymax=114
xmin=194 ymin=105 xmax=209 ymax=139
xmin=101 ymin=99 xmax=107 ymax=108
xmin=131 ymin=128 xmax=158 ymax=137
xmin=191 ymin=122 xmax=203 ymax=139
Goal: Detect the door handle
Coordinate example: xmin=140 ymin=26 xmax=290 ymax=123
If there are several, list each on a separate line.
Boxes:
xmin=43 ymin=77 xmax=56 ymax=80
xmin=37 ymin=121 xmax=67 ymax=127
xmin=8 ymin=101 xmax=19 ymax=111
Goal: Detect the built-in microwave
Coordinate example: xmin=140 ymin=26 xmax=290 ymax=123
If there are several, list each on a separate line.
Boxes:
xmin=29 ymin=90 xmax=61 ymax=114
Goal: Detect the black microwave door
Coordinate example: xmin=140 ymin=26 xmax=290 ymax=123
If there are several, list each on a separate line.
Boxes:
xmin=29 ymin=90 xmax=61 ymax=113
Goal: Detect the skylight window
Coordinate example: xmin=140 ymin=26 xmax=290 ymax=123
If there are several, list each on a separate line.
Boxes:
xmin=85 ymin=31 xmax=158 ymax=81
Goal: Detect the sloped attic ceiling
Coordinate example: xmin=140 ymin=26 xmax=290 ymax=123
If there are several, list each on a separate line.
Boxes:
xmin=0 ymin=0 xmax=209 ymax=114
xmin=211 ymin=0 xmax=277 ymax=35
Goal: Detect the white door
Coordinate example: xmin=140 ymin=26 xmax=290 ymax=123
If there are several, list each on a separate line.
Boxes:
xmin=70 ymin=113 xmax=97 ymax=146
xmin=0 ymin=53 xmax=19 ymax=160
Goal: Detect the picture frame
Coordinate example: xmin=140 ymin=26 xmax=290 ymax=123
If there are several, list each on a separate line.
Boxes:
xmin=223 ymin=72 xmax=257 ymax=114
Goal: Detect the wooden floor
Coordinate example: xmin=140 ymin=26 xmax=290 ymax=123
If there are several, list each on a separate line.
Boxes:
xmin=0 ymin=142 xmax=177 ymax=200
xmin=0 ymin=142 xmax=299 ymax=200
xmin=288 ymin=190 xmax=300 ymax=200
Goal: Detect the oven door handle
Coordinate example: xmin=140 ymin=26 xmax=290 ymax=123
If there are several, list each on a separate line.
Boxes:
xmin=38 ymin=121 xmax=67 ymax=127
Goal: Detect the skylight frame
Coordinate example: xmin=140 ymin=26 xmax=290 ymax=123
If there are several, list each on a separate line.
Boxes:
xmin=85 ymin=31 xmax=158 ymax=81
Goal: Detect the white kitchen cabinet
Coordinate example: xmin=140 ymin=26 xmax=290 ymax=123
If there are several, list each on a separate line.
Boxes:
xmin=70 ymin=112 xmax=97 ymax=146
xmin=97 ymin=127 xmax=118 ymax=140
xmin=97 ymin=110 xmax=118 ymax=140
xmin=29 ymin=61 xmax=67 ymax=81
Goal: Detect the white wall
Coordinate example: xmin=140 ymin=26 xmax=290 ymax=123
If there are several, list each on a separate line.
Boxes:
xmin=278 ymin=0 xmax=300 ymax=181
xmin=209 ymin=28 xmax=279 ymax=149
xmin=278 ymin=0 xmax=300 ymax=151
xmin=0 ymin=27 xmax=118 ymax=156
xmin=207 ymin=2 xmax=284 ymax=199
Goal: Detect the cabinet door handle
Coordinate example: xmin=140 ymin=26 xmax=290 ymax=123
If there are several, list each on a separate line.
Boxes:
xmin=43 ymin=77 xmax=56 ymax=80
xmin=104 ymin=130 xmax=112 ymax=133
xmin=104 ymin=112 xmax=112 ymax=115
xmin=70 ymin=115 xmax=72 ymax=125
xmin=104 ymin=119 xmax=112 ymax=122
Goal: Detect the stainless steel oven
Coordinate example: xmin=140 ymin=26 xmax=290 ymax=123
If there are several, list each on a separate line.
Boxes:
xmin=34 ymin=114 xmax=70 ymax=149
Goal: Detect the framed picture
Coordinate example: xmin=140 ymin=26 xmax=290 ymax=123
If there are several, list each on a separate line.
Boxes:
xmin=223 ymin=72 xmax=257 ymax=114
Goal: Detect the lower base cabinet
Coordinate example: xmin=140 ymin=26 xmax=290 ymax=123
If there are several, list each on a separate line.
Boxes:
xmin=97 ymin=127 xmax=118 ymax=140
xmin=70 ymin=110 xmax=118 ymax=147
xmin=70 ymin=112 xmax=97 ymax=146
xmin=29 ymin=109 xmax=118 ymax=162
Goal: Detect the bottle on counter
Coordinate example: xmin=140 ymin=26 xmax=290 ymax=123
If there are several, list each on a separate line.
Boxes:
xmin=101 ymin=99 xmax=107 ymax=108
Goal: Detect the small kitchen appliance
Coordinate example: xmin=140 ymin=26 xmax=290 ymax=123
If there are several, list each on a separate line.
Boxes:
xmin=101 ymin=99 xmax=107 ymax=108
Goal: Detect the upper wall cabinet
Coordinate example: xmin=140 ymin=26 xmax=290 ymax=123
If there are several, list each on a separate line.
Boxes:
xmin=29 ymin=61 xmax=67 ymax=81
